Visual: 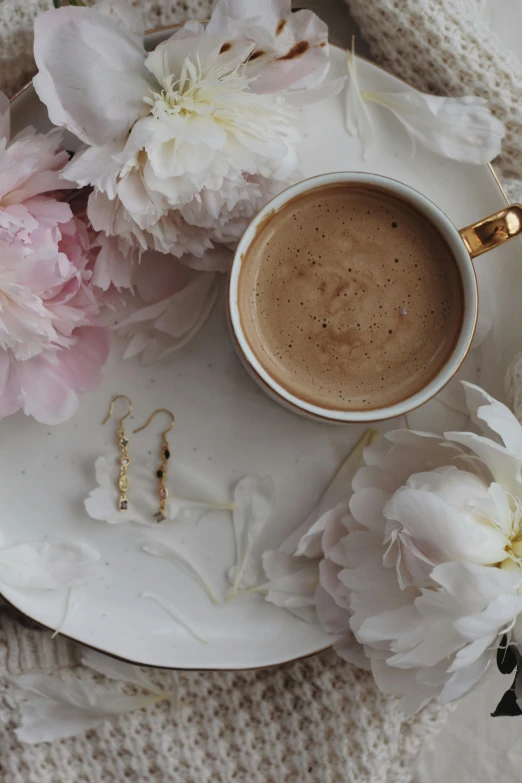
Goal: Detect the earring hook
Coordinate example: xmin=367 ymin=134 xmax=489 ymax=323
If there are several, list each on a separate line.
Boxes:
xmin=133 ymin=409 xmax=175 ymax=439
xmin=102 ymin=395 xmax=133 ymax=428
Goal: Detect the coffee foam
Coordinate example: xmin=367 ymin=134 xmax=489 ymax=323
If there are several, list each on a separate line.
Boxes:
xmin=238 ymin=184 xmax=464 ymax=411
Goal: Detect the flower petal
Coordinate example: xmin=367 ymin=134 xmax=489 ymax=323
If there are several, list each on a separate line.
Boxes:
xmin=439 ymin=652 xmax=492 ymax=704
xmin=0 ymin=541 xmax=100 ymax=589
xmin=64 ymin=142 xmax=124 ymax=200
xmin=33 ymin=7 xmax=153 ymax=146
xmin=454 ymin=594 xmax=522 ymax=641
xmin=81 ymin=649 xmax=163 ymax=694
xmin=11 ymin=670 xmax=168 ymax=743
xmin=444 ymin=430 xmax=522 ymax=498
xmin=461 ymin=381 xmax=522 ymax=456
xmin=229 ymin=475 xmax=275 ymax=595
xmin=95 ymin=0 xmax=145 ymax=41
xmin=384 ymin=487 xmax=507 ymax=565
xmin=363 ymin=91 xmax=504 ymax=165
xmin=345 ymin=45 xmax=374 ymax=158
xmin=139 ymin=539 xmax=222 ymax=605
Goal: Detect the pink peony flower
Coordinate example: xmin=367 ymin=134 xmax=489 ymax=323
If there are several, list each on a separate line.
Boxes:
xmin=0 ymin=97 xmax=110 ymax=424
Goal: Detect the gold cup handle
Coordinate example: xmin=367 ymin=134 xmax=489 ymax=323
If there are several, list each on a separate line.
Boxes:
xmin=459 ymin=204 xmax=522 ymax=258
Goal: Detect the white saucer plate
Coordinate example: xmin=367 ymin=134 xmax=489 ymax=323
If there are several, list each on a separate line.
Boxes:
xmin=2 ymin=31 xmax=521 ymax=669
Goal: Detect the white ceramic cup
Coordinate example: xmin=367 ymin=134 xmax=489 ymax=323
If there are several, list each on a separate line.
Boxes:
xmin=228 ymin=172 xmax=522 ymax=423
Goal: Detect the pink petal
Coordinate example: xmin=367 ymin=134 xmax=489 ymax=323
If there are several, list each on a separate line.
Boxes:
xmin=17 ymin=354 xmax=80 ymax=425
xmin=55 ymin=326 xmax=111 ymax=392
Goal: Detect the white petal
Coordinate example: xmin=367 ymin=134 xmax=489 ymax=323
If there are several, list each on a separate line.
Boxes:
xmin=122 ymin=331 xmax=151 ymax=360
xmin=139 ymin=539 xmax=222 ymax=605
xmin=349 ymin=487 xmax=389 ymax=533
xmin=95 ymin=0 xmax=145 ymax=40
xmin=260 ymin=550 xmax=318 ymax=621
xmin=461 ymin=381 xmax=522 ymax=455
xmin=454 ymin=594 xmax=522 ymax=641
xmin=315 ymin=584 xmax=349 ymax=634
xmin=439 ymin=651 xmax=492 ymax=704
xmin=405 ymin=467 xmax=489 ymax=513
xmin=357 ymin=604 xmax=419 ymax=646
xmin=92 ymin=233 xmax=136 ymax=292
xmin=447 ymin=634 xmax=496 ymax=672
xmin=364 ymin=91 xmax=504 ymax=165
xmin=285 ymin=75 xmax=347 ymax=107
xmin=85 ymin=451 xmax=225 ymax=527
xmin=295 ymin=504 xmax=347 ymax=558
xmin=444 ymin=430 xmax=522 ymax=497
xmin=81 ymin=649 xmax=164 ymax=694
xmin=141 ymin=592 xmax=207 ymax=644
xmin=11 ymin=671 xmax=168 ymax=743
xmin=229 ymin=475 xmax=275 ymax=595
xmin=207 ymin=0 xmax=290 ymax=34
xmin=64 ymin=142 xmax=124 ymax=199
xmin=470 ymin=481 xmax=513 ymax=538
xmin=384 ymin=487 xmax=508 ymax=565
xmin=431 ymin=561 xmax=522 ymax=605
xmin=0 ymin=541 xmax=100 ymax=589
xmin=283 ymin=429 xmax=377 ymax=553
xmin=345 ymin=44 xmax=374 ymax=158
xmin=33 ymin=7 xmax=152 ymax=146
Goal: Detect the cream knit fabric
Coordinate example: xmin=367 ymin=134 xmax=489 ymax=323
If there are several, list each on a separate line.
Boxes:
xmin=0 ymin=607 xmax=450 ymax=783
xmin=4 ymin=0 xmax=512 ymax=780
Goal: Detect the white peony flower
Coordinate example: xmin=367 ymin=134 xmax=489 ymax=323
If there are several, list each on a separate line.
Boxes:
xmin=327 ymin=383 xmax=522 ymax=713
xmin=33 ymin=0 xmax=340 ymax=288
xmin=263 ymin=386 xmax=522 ymax=713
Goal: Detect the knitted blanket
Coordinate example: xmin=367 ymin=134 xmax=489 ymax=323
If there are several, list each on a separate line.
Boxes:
xmin=5 ymin=0 xmax=516 ymax=780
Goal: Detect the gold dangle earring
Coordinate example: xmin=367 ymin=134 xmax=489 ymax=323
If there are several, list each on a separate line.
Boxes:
xmin=102 ymin=395 xmax=133 ymax=513
xmin=133 ymin=409 xmax=174 ymax=523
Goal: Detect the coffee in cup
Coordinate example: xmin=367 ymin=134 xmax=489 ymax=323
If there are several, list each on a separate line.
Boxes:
xmin=237 ymin=183 xmax=464 ymax=412
xmin=229 ymin=172 xmax=522 ymax=423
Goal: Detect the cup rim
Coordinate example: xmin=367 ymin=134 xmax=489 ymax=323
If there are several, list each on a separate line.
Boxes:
xmin=228 ymin=172 xmax=478 ymax=423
